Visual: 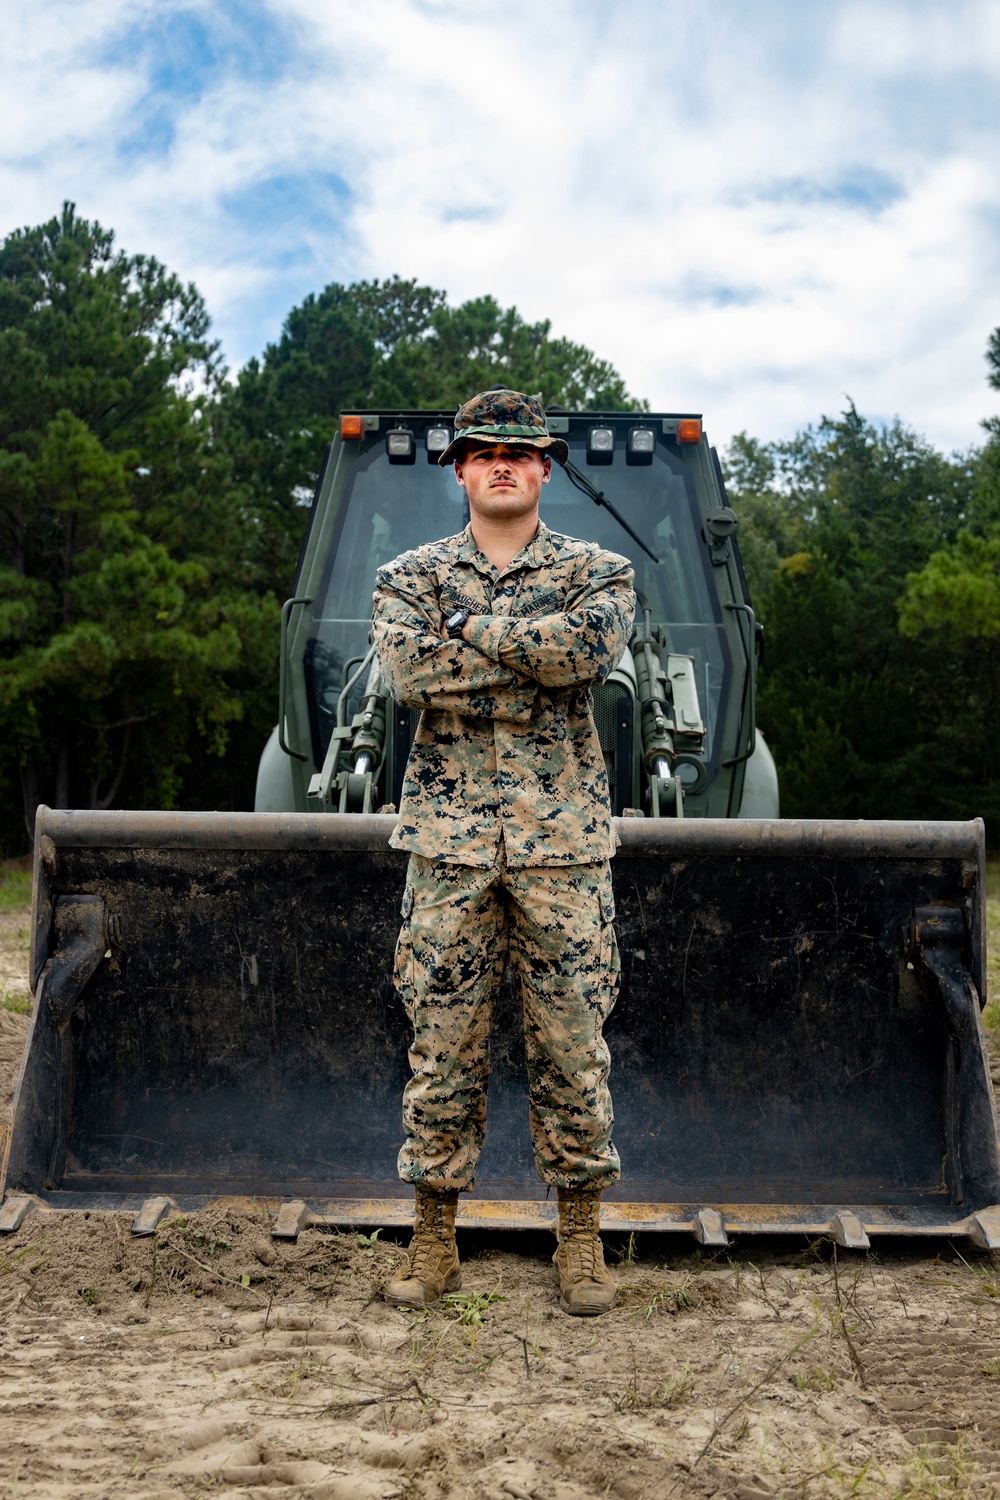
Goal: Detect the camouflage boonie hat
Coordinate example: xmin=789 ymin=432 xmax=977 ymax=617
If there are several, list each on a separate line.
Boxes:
xmin=437 ymin=387 xmax=569 ymax=467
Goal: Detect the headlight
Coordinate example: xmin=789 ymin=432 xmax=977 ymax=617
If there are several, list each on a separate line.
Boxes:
xmin=587 ymin=426 xmax=615 ymax=466
xmin=627 ymin=427 xmax=656 ymax=466
xmin=386 ymin=428 xmax=416 ymax=465
xmin=425 ymin=427 xmax=451 ymax=461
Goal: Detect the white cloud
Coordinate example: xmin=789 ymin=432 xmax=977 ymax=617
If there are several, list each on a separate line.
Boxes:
xmin=832 ymin=0 xmax=1000 ymax=77
xmin=2 ymin=0 xmax=1000 ymax=450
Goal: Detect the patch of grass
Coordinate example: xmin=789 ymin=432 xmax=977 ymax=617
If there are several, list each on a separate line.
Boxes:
xmin=402 ymin=1315 xmax=450 ymax=1373
xmin=791 ymin=1362 xmax=839 ymax=1391
xmin=984 ymin=879 xmax=1000 ymax=1032
xmin=78 ymin=1284 xmax=104 ymax=1306
xmin=985 ymin=897 xmax=1000 ymax=1031
xmin=167 ymin=1216 xmax=234 ymax=1258
xmin=275 ymin=1357 xmax=321 ymax=1399
xmin=439 ymin=1289 xmax=507 ymax=1348
xmin=626 ymin=1274 xmax=699 ymax=1317
xmin=196 ymin=1233 xmax=232 ymax=1258
xmin=954 ymin=1247 xmax=1000 ymax=1300
xmin=613 ymin=1231 xmax=638 ymax=1267
xmin=1 ymin=985 xmax=31 ymax=1015
xmin=0 ymin=870 xmax=30 ymax=911
xmin=615 ymin=1357 xmax=695 ymax=1412
xmin=0 ymin=1243 xmax=40 ymax=1276
xmin=980 ymin=1356 xmax=1000 ymax=1378
xmin=890 ymin=1439 xmax=979 ymax=1497
xmin=844 ymin=1459 xmax=885 ymax=1495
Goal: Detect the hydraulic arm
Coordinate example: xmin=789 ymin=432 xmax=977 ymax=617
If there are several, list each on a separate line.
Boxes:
xmin=307 ymin=649 xmax=388 ymax=814
xmin=632 ymin=596 xmax=706 ymax=816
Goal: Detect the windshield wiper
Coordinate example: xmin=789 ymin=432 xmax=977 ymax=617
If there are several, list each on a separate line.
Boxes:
xmin=562 ymin=460 xmax=660 ymax=563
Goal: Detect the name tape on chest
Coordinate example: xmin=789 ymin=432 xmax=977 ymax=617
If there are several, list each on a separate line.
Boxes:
xmin=440 ymin=587 xmax=565 ymax=619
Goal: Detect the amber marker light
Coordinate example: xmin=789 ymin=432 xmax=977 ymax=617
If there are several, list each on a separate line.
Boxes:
xmin=340 ymin=414 xmax=365 ymax=440
xmin=677 ymin=419 xmax=702 ymax=444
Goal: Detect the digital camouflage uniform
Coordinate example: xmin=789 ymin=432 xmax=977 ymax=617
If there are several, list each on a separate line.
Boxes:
xmin=372 ymin=392 xmax=635 ymax=1194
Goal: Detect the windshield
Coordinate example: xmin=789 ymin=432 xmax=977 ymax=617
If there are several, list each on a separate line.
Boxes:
xmin=304 ymin=434 xmax=731 ymax=777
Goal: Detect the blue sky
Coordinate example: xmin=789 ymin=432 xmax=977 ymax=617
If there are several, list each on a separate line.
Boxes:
xmin=3 ymin=0 xmax=1000 ymax=450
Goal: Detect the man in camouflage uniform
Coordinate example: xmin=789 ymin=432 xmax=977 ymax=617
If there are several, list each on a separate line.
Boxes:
xmin=372 ymin=389 xmax=635 ymax=1317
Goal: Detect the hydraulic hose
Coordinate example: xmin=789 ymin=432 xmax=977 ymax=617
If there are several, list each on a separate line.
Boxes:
xmin=336 ymin=644 xmax=378 ymax=729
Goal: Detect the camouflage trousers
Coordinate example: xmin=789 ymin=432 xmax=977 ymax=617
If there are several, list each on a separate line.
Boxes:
xmin=394 ymin=844 xmax=621 ymax=1192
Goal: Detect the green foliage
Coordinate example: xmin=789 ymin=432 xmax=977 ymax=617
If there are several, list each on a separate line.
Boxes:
xmin=439 ymin=1289 xmax=507 ymax=1348
xmin=721 ymin=433 xmax=809 ymax=603
xmin=988 ymin=324 xmax=1000 ymax=391
xmin=900 ymin=531 xmax=1000 ymax=640
xmin=893 ymin=429 xmax=1000 ymax=827
xmin=725 ymin=403 xmax=992 ymax=824
xmin=218 ymin=275 xmax=645 ymax=593
xmin=0 ymin=204 xmax=279 ymax=851
xmin=0 ymin=869 xmax=30 ymax=909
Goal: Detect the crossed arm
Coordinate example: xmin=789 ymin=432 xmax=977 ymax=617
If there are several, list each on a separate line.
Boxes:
xmin=464 ymin=554 xmax=635 ymax=689
xmin=372 ymin=553 xmax=636 ymax=723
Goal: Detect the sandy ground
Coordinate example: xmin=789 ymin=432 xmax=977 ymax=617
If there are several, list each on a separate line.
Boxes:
xmin=4 ymin=889 xmax=1000 ymax=1497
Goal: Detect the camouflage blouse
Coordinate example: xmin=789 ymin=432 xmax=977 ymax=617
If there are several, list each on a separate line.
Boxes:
xmin=372 ymin=522 xmax=635 ymax=868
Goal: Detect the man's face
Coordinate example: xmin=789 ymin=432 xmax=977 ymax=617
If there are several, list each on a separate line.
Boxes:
xmin=453 ymin=443 xmax=552 ymax=522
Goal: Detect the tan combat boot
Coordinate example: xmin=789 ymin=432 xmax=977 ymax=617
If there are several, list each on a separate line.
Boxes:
xmin=552 ymin=1187 xmax=616 ymax=1317
xmin=385 ymin=1187 xmax=461 ymax=1308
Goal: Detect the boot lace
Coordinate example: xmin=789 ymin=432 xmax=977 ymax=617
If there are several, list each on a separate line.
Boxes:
xmin=563 ymin=1234 xmax=600 ymax=1282
xmin=560 ymin=1195 xmax=602 ymax=1282
xmin=407 ymin=1195 xmax=452 ymax=1278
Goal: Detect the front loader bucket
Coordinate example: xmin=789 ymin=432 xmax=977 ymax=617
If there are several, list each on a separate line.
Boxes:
xmin=3 ymin=808 xmax=998 ymax=1248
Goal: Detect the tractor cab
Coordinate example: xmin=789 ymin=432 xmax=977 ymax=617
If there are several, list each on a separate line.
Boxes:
xmin=258 ymin=410 xmax=778 ymax=821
